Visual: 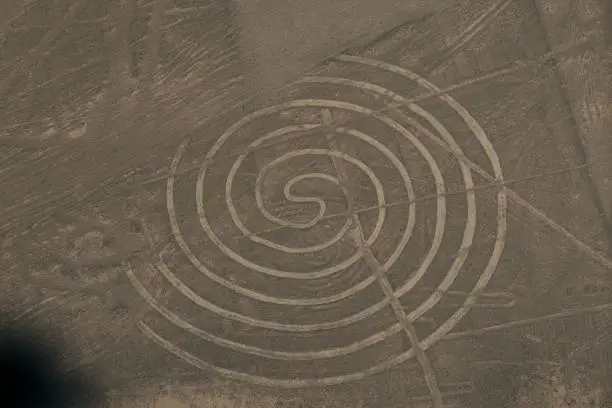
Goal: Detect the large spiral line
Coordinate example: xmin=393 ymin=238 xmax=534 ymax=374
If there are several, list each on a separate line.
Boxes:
xmin=128 ymin=55 xmax=508 ymax=388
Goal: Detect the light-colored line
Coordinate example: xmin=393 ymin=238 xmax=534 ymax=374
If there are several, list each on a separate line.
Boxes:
xmin=136 ymin=320 xmax=407 ymax=388
xmin=430 ymin=0 xmax=514 ymax=73
xmin=391 ymin=105 xmax=612 ymax=270
xmin=445 ymin=302 xmax=612 ymax=340
xmin=320 ymin=108 xmax=355 ymax=205
xmin=194 ymin=99 xmax=429 ymax=279
xmin=127 ymin=264 xmax=435 ymax=360
xmin=322 ymin=103 xmax=442 ymax=406
xmin=163 ymin=102 xmax=463 ymax=327
xmin=126 ymin=266 xmax=369 ymax=360
xmin=138 ymin=54 xmax=504 ymax=387
xmin=235 ymin=153 xmax=612 ymax=240
xmin=509 ymin=192 xmax=612 ymax=269
xmin=13 ymin=292 xmax=69 ymax=321
xmin=336 ymin=55 xmax=611 ymax=270
xmin=140 ymin=37 xmax=597 ymax=188
xmin=350 ymin=226 xmax=444 ymax=408
xmin=151 ymin=57 xmax=507 ymax=386
xmin=132 ymin=301 xmax=612 ymax=389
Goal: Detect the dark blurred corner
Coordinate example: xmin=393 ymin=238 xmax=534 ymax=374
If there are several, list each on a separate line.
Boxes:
xmin=229 ymin=0 xmax=450 ymax=105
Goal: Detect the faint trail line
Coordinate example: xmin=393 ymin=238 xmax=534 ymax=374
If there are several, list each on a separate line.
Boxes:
xmin=141 ymin=36 xmax=598 ymax=187
xmin=143 ymin=64 xmax=504 ymax=387
xmin=511 ymin=193 xmax=612 ymax=267
xmin=0 ymin=0 xmax=89 ymax=98
xmin=445 ymin=302 xmax=612 ymax=340
xmin=159 ymin=46 xmax=612 ymax=385
xmin=323 ymin=105 xmax=443 ymax=408
xmin=0 ymin=32 xmax=575 ymax=186
xmin=321 ymin=108 xmax=355 ymax=206
xmin=351 ymin=227 xmax=444 ymax=408
xmin=426 ymin=0 xmax=514 ymax=73
xmin=1 ymin=22 xmax=217 ymax=126
xmin=233 ymin=136 xmax=612 ymax=243
xmin=385 ymin=107 xmax=612 ymax=271
xmin=13 ymin=293 xmax=70 ymax=322
xmin=2 ymin=41 xmax=606 ymax=276
xmin=2 ymin=12 xmax=598 ymax=161
xmin=2 ymin=58 xmax=105 ymax=111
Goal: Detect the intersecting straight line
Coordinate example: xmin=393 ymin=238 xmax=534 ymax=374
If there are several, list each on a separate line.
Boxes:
xmin=0 ymin=0 xmax=506 ymax=134
xmin=387 ymin=108 xmax=612 ymax=271
xmin=1 ymin=7 xmax=598 ymax=211
xmin=321 ymin=109 xmax=444 ymax=408
xmin=234 ymin=151 xmax=612 ymax=241
xmin=445 ymin=301 xmax=612 ymax=341
xmin=139 ymin=35 xmax=598 ymax=188
xmin=425 ymin=0 xmax=513 ymax=74
xmin=350 ymin=226 xmax=444 ymax=408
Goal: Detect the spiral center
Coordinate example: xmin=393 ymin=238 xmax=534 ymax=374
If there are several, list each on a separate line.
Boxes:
xmin=263 ymin=172 xmax=341 ymax=229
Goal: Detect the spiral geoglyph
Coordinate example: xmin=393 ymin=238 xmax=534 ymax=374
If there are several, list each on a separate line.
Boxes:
xmin=127 ymin=55 xmax=507 ymax=388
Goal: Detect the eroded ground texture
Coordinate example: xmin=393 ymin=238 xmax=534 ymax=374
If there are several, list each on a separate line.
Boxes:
xmin=1 ymin=0 xmax=612 ymax=407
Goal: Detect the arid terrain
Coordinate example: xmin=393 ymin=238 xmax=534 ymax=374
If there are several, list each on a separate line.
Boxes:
xmin=1 ymin=0 xmax=612 ymax=407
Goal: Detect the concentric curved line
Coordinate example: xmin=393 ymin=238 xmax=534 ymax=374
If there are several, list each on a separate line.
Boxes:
xmin=127 ymin=265 xmax=408 ymax=360
xmin=133 ymin=55 xmax=507 ymax=387
xmin=168 ymin=101 xmax=445 ymax=309
xmin=196 ymin=101 xmax=434 ymax=280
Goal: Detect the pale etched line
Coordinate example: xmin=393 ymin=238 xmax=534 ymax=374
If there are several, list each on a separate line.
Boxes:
xmin=236 ymin=154 xmax=612 ymax=241
xmin=411 ymin=287 xmax=518 ymax=309
xmin=151 ymin=56 xmax=508 ymax=386
xmin=153 ymin=255 xmax=425 ymax=333
xmin=137 ymin=320 xmax=418 ymax=388
xmin=234 ymin=123 xmax=415 ymax=260
xmin=429 ymin=0 xmax=514 ymax=73
xmin=141 ymin=38 xmax=596 ymax=188
xmin=350 ymin=226 xmax=443 ymax=408
xmin=167 ymin=102 xmax=457 ymax=323
xmin=164 ymin=63 xmax=492 ymax=339
xmin=391 ymin=100 xmax=612 ymax=270
xmin=197 ymin=100 xmax=424 ymax=279
xmin=444 ymin=302 xmax=612 ymax=341
xmin=333 ymin=56 xmax=610 ymax=272
xmin=127 ymin=265 xmax=418 ymax=360
xmin=511 ymin=193 xmax=612 ymax=269
xmin=445 ymin=289 xmax=517 ymax=309
xmin=239 ymin=149 xmax=382 ymax=253
xmin=13 ymin=292 xmax=69 ymax=321
xmin=407 ymin=381 xmax=474 ymax=403
xmin=320 ymin=108 xmax=356 ymax=207
xmin=166 ymin=141 xmax=372 ymax=307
